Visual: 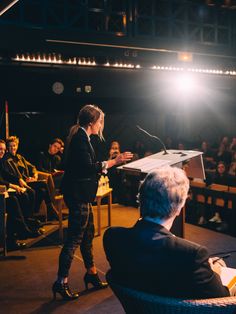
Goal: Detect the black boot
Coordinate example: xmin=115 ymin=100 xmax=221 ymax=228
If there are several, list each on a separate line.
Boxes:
xmin=84 ymin=273 xmax=108 ymax=290
xmin=6 ymin=238 xmax=26 ymax=251
xmin=52 ymin=281 xmax=79 ymax=301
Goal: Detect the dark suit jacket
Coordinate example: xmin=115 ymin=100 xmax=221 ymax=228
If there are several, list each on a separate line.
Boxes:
xmin=103 ymin=219 xmax=229 ymax=299
xmin=4 ymin=153 xmax=37 ymax=180
xmin=61 ymin=127 xmax=102 ymax=202
xmin=37 ymin=151 xmax=62 ymax=173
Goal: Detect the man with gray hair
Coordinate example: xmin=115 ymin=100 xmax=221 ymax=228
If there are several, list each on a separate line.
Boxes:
xmin=103 ymin=166 xmax=229 ymax=299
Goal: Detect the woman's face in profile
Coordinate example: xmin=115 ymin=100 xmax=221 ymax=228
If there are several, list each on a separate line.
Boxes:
xmin=91 ymin=115 xmax=103 ymax=135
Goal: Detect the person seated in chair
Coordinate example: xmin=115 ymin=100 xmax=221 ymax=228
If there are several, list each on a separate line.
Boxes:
xmin=36 ymin=138 xmax=64 ymax=190
xmin=4 ymin=136 xmax=58 ymax=221
xmin=103 ymin=166 xmax=230 ymax=299
xmin=208 ymin=161 xmax=235 ymax=226
xmin=0 ymin=140 xmax=42 ymax=249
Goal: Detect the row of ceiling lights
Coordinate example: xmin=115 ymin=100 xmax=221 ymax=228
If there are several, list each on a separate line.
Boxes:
xmin=11 ymin=53 xmax=236 ymax=76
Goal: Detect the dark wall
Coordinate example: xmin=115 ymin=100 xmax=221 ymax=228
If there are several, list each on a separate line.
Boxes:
xmin=0 ymin=64 xmax=236 ymax=162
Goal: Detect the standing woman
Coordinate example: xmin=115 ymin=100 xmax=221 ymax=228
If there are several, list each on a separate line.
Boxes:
xmin=52 ymin=104 xmax=133 ymax=300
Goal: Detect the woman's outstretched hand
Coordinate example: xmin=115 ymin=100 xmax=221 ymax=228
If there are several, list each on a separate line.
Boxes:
xmin=115 ymin=152 xmax=133 ymax=165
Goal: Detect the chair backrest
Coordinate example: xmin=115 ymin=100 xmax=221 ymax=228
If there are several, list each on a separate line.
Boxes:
xmin=190 ymin=181 xmax=206 ymax=203
xmin=190 ymin=180 xmax=206 ymax=188
xmin=229 ymin=186 xmax=236 ymax=194
xmin=106 ymin=270 xmax=236 ymax=314
xmin=209 ymin=184 xmax=229 ymax=192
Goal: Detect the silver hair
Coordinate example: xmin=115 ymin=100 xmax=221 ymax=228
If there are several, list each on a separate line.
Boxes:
xmin=139 ymin=166 xmax=189 ymax=219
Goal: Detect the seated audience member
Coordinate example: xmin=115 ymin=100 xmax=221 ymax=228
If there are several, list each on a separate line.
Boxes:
xmin=37 ymin=138 xmax=64 ymax=173
xmin=108 ymin=141 xmax=120 ymax=160
xmin=228 ymin=162 xmax=236 ymax=177
xmin=0 ymin=139 xmax=36 ymax=221
xmin=210 ymin=161 xmax=235 ymax=187
xmin=108 ymin=141 xmax=121 ymax=203
xmin=177 ymin=142 xmax=185 ymax=150
xmin=220 ymin=136 xmax=229 ymax=150
xmin=214 ymin=143 xmax=231 ymax=166
xmin=132 ymin=140 xmax=145 ymax=159
xmin=200 ymin=140 xmax=215 ymax=169
xmin=229 ymin=137 xmax=236 ymax=153
xmin=4 ymin=136 xmax=58 ymax=220
xmin=37 ymin=138 xmax=64 ymax=190
xmin=103 ymin=166 xmax=229 ymax=299
xmin=232 ymin=151 xmax=236 ymax=163
xmin=0 ymin=140 xmax=41 ymax=249
xmin=209 ymin=161 xmax=236 ymax=226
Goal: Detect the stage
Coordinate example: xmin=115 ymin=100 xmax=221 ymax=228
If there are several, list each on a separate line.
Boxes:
xmin=1 ymin=204 xmax=236 ymax=314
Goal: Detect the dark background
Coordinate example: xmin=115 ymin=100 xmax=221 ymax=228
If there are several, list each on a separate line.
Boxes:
xmin=1 ymin=0 xmax=236 ymax=162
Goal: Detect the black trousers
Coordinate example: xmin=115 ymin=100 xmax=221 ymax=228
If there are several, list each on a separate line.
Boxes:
xmin=58 ymin=195 xmax=95 ymax=278
xmin=6 ymin=195 xmax=29 ymax=240
xmin=27 ymin=180 xmax=52 ymax=213
xmin=15 ymin=189 xmax=35 ymax=219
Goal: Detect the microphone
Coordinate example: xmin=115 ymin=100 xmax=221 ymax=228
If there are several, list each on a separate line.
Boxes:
xmin=136 ymin=125 xmax=168 ymax=155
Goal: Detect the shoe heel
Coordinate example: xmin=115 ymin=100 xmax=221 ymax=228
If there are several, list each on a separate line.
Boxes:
xmin=52 ymin=281 xmax=79 ymax=301
xmin=83 ymin=272 xmax=108 ymax=290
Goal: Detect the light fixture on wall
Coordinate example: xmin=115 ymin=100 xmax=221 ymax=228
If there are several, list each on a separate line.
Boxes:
xmin=0 ymin=0 xmax=19 ymax=16
xmin=85 ymin=85 xmax=92 ymax=93
xmin=76 ymin=86 xmax=82 ymax=93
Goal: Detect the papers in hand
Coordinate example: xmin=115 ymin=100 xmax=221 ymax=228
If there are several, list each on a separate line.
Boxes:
xmin=220 ymin=266 xmax=236 ymax=296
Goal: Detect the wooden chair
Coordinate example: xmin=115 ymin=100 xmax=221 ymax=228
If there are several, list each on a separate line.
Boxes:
xmin=189 ymin=181 xmax=208 ymax=224
xmin=208 ymin=184 xmax=229 ymax=207
xmin=206 ymin=185 xmax=236 ymax=235
xmin=190 ymin=180 xmax=206 ymax=203
xmin=106 ymin=270 xmax=236 ymax=314
xmin=37 ymin=171 xmax=65 ymax=226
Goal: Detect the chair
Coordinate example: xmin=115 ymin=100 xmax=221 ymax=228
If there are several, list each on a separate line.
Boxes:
xmin=208 ymin=184 xmax=229 ymax=207
xmin=190 ymin=180 xmax=206 ymax=203
xmin=106 ymin=270 xmax=236 ymax=314
xmin=38 ymin=171 xmax=69 ymax=239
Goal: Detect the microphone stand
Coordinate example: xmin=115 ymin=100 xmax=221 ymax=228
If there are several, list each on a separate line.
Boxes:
xmin=136 ymin=125 xmax=168 ymax=155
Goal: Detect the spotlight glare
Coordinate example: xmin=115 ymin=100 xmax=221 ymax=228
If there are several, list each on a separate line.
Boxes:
xmin=175 ymin=74 xmax=195 ymax=95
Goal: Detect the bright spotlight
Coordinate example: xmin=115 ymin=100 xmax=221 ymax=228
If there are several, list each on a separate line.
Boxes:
xmin=175 ymin=74 xmax=195 ymax=94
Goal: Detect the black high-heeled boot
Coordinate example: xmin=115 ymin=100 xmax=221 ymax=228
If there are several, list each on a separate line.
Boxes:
xmin=52 ymin=281 xmax=79 ymax=301
xmin=84 ymin=273 xmax=108 ymax=290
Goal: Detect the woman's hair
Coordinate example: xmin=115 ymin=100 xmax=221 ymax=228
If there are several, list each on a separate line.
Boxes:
xmin=6 ymin=135 xmax=19 ymax=147
xmin=109 ymin=141 xmax=121 ymax=159
xmin=67 ymin=104 xmax=105 ymax=145
xmin=110 ymin=141 xmax=120 ymax=150
xmin=78 ymin=104 xmax=104 ymax=140
xmin=49 ymin=138 xmax=64 ymax=147
xmin=139 ymin=166 xmax=189 ymax=219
